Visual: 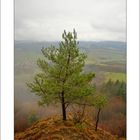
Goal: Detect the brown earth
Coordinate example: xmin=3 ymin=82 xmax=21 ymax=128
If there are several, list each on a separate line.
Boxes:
xmin=15 ymin=115 xmax=125 ymax=140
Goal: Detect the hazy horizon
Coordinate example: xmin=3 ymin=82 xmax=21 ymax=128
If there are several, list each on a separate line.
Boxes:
xmin=15 ymin=40 xmax=126 ymax=43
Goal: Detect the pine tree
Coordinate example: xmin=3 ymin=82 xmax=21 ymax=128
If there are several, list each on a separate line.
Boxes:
xmin=27 ymin=30 xmax=95 ymax=120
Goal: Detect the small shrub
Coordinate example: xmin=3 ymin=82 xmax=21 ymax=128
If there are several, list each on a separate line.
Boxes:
xmin=28 ymin=113 xmax=39 ymax=125
xmin=75 ymin=122 xmax=87 ymax=131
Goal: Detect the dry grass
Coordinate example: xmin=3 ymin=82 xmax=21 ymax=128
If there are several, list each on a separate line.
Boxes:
xmin=15 ymin=115 xmax=125 ymax=140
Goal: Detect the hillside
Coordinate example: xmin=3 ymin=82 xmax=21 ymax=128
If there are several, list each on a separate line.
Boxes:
xmin=15 ymin=115 xmax=125 ymax=140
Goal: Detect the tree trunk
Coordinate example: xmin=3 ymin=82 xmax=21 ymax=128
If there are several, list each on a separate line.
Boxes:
xmin=95 ymin=108 xmax=101 ymax=131
xmin=60 ymin=46 xmax=70 ymax=121
xmin=61 ymin=91 xmax=66 ymax=121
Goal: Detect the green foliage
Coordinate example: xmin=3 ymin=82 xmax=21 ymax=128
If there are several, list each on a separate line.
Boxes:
xmin=75 ymin=122 xmax=87 ymax=131
xmin=83 ymin=92 xmax=107 ymax=109
xmin=101 ymin=79 xmax=126 ymax=101
xmin=28 ymin=113 xmax=39 ymax=125
xmin=94 ymin=94 xmax=107 ymax=109
xmin=27 ymin=30 xmax=95 ymax=119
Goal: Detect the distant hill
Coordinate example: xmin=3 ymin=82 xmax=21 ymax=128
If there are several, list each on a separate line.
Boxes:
xmin=15 ymin=40 xmax=126 ymax=71
xmin=14 ymin=41 xmax=126 ymax=61
xmin=15 ymin=40 xmax=126 ymax=50
xmin=15 ymin=115 xmax=125 ymax=140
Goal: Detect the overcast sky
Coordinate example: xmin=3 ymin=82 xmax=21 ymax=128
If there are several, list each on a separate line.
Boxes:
xmin=15 ymin=0 xmax=126 ymax=42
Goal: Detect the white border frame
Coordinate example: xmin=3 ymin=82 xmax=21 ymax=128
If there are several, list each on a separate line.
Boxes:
xmin=1 ymin=0 xmax=14 ymax=139
xmin=127 ymin=0 xmax=139 ymax=139
xmin=0 ymin=0 xmax=139 ymax=140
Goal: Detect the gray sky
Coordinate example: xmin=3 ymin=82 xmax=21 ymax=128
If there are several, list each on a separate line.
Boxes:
xmin=15 ymin=0 xmax=126 ymax=41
